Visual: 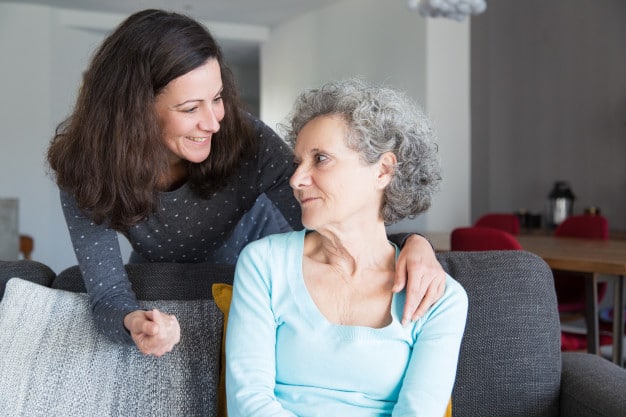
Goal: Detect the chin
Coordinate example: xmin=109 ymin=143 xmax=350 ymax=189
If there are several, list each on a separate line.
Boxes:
xmin=300 ymin=217 xmax=315 ymax=230
xmin=185 ymin=151 xmax=212 ymax=164
xmin=301 ymin=217 xmax=326 ymax=231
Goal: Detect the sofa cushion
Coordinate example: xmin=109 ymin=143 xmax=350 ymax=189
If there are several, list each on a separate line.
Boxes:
xmin=0 ymin=278 xmax=222 ymax=417
xmin=437 ymin=250 xmax=561 ymax=417
xmin=560 ymin=351 xmax=626 ymax=416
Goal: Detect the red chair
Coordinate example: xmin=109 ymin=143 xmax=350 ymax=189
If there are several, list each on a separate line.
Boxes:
xmin=560 ymin=331 xmax=613 ymax=352
xmin=554 ymin=214 xmax=608 ymax=240
xmin=450 ymin=226 xmax=522 ymax=251
xmin=553 ymin=214 xmax=610 ymax=351
xmin=474 ymin=213 xmax=520 ymax=235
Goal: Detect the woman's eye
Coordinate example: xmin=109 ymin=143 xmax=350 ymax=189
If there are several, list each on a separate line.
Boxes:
xmin=182 ymin=106 xmax=198 ymax=113
xmin=315 ymin=154 xmax=328 ymax=163
xmin=213 ymin=96 xmax=223 ymax=103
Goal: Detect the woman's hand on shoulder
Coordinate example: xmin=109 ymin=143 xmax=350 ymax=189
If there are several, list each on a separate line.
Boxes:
xmin=393 ymin=234 xmax=446 ymax=326
xmin=124 ymin=309 xmax=181 ymax=356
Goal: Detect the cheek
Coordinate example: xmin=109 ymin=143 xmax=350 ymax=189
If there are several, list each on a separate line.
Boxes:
xmin=160 ymin=114 xmax=185 ymax=137
xmin=162 ymin=131 xmax=180 ymax=154
xmin=216 ymin=102 xmax=226 ymax=122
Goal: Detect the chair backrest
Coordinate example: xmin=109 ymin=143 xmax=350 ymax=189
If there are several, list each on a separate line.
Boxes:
xmin=437 ymin=251 xmax=561 ymax=417
xmin=553 ymin=214 xmax=609 ymax=240
xmin=450 ymin=226 xmax=522 ymax=251
xmin=19 ymin=235 xmax=34 ymax=260
xmin=474 ymin=213 xmax=520 ymax=235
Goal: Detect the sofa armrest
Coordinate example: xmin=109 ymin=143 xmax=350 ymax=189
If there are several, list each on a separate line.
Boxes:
xmin=560 ymin=352 xmax=626 ymax=417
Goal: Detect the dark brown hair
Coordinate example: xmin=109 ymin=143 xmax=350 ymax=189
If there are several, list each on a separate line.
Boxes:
xmin=47 ymin=9 xmax=254 ymax=231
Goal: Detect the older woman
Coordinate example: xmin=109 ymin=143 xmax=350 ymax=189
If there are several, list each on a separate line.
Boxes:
xmin=226 ymin=78 xmax=468 ymax=416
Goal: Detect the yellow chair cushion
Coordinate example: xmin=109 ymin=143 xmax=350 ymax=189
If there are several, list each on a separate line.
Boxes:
xmin=212 ymin=283 xmax=233 ymax=417
xmin=445 ymin=398 xmax=452 ymax=417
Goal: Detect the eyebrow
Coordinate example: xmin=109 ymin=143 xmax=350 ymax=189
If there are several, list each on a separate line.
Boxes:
xmin=294 ymin=147 xmax=319 ymax=157
xmin=171 ymin=86 xmax=224 ymax=109
xmin=172 ymin=100 xmax=201 ymax=109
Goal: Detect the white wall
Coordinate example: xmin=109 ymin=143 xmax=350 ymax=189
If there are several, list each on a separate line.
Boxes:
xmin=0 ymin=0 xmax=471 ymax=272
xmin=261 ymin=0 xmax=470 ymax=233
xmin=423 ymin=19 xmax=471 ymax=231
xmin=1 ymin=4 xmax=59 ymax=270
xmin=0 ymin=4 xmax=128 ymax=273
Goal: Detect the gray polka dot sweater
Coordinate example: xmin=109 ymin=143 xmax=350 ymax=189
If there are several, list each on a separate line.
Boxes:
xmin=59 ymin=117 xmax=302 ymax=344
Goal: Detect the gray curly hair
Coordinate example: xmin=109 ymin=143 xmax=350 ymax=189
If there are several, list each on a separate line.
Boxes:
xmin=281 ymin=78 xmax=441 ymax=225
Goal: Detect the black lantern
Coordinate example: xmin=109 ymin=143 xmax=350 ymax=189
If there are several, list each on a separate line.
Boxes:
xmin=547 ymin=181 xmax=575 ymax=228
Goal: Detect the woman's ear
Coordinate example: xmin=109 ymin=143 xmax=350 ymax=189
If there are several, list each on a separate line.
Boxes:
xmin=376 ymin=152 xmax=397 ymax=189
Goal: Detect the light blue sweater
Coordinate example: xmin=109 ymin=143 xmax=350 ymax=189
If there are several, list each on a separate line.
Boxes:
xmin=226 ymin=230 xmax=468 ymax=417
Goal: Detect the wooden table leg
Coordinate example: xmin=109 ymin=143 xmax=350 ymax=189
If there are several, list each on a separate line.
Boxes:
xmin=612 ymin=275 xmax=624 ymax=366
xmin=584 ymin=275 xmax=599 ymax=354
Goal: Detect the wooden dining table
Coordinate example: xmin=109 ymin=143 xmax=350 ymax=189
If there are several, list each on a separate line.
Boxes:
xmin=423 ymin=231 xmax=626 ymax=366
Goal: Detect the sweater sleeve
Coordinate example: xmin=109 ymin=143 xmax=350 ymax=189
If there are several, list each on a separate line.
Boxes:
xmin=59 ymin=190 xmax=140 ymax=344
xmin=225 ymin=238 xmax=297 ymax=417
xmin=392 ymin=276 xmax=468 ymax=416
xmin=250 ymin=117 xmax=303 ymax=231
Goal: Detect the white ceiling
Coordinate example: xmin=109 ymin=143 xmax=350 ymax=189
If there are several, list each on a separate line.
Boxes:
xmin=1 ymin=0 xmax=346 ymax=66
xmin=1 ymin=0 xmax=345 ymax=27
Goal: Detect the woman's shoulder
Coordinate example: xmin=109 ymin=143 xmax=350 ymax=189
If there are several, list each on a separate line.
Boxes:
xmin=245 ymin=113 xmax=291 ymax=151
xmin=436 ymin=274 xmax=469 ymax=315
xmin=237 ymin=231 xmax=305 ymax=283
xmin=242 ymin=230 xmax=305 ymax=254
xmin=444 ymin=274 xmax=468 ymax=300
xmin=245 ymin=113 xmax=274 ymax=135
xmin=395 ymin=274 xmax=467 ymax=324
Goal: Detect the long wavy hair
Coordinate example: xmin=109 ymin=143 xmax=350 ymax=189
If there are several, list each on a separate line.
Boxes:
xmin=47 ymin=9 xmax=254 ymax=231
xmin=281 ymin=78 xmax=441 ymax=225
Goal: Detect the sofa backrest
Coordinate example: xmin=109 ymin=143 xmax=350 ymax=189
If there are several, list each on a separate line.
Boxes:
xmin=0 ymin=259 xmax=55 ymax=299
xmin=438 ymin=250 xmax=561 ymax=417
xmin=54 ymin=262 xmax=234 ymax=300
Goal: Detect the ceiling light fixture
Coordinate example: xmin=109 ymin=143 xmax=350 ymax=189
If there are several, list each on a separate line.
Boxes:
xmin=407 ymin=0 xmax=487 ymax=21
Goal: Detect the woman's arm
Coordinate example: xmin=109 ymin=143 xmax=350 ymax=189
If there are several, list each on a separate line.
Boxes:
xmin=61 ymin=190 xmax=185 ymax=354
xmin=393 ymin=276 xmax=468 ymax=416
xmin=60 ymin=189 xmax=140 ymax=344
xmin=225 ymin=239 xmax=297 ymax=417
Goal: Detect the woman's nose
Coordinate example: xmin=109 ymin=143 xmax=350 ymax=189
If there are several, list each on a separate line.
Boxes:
xmin=289 ymin=165 xmax=310 ymax=190
xmin=199 ymin=108 xmax=220 ymax=132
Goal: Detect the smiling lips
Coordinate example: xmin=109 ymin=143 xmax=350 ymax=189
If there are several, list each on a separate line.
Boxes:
xmin=187 ymin=136 xmax=209 ymax=143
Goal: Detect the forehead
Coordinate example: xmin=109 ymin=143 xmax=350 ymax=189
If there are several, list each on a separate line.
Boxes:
xmin=293 ymin=115 xmax=349 ymax=153
xmin=159 ymin=58 xmax=222 ymax=101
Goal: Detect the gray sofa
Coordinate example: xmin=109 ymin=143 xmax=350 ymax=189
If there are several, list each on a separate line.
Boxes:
xmin=1 ymin=250 xmax=625 ymax=417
